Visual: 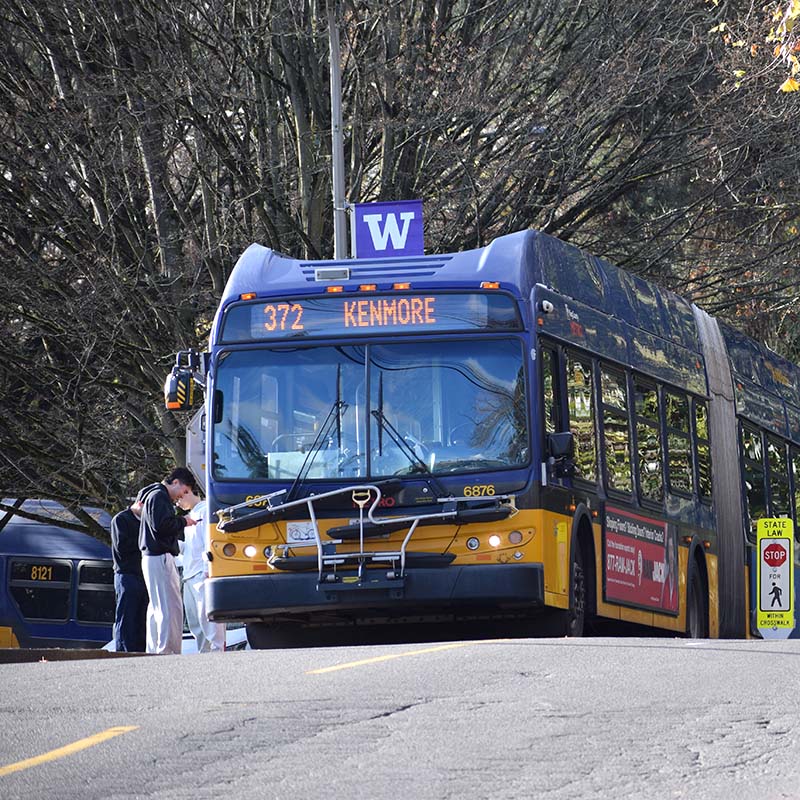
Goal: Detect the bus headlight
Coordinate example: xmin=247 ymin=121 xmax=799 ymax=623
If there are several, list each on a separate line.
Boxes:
xmin=243 ymin=545 xmax=257 ymax=558
xmin=488 ymin=535 xmax=501 ymax=548
xmin=466 ymin=537 xmax=480 ymax=551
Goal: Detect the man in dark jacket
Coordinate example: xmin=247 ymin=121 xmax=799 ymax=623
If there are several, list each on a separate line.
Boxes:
xmin=138 ymin=467 xmax=197 ymax=654
xmin=111 ymin=499 xmax=148 ymax=652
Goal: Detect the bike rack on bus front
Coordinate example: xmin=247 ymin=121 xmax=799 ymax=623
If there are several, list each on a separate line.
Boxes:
xmin=216 ymin=485 xmax=516 ymax=589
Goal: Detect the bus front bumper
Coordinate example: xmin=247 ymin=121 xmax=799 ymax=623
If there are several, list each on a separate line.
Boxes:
xmin=206 ymin=564 xmax=544 ymax=622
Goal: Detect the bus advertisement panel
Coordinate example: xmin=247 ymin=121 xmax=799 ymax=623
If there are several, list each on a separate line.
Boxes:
xmin=605 ymin=509 xmax=678 ymax=614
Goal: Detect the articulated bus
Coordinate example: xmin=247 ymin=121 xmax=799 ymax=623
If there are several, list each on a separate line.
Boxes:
xmin=166 ymin=230 xmax=799 ymax=646
xmin=0 ymin=500 xmax=115 ymax=648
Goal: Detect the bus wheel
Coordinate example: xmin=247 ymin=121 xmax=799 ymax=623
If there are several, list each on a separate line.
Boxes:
xmin=566 ymin=544 xmax=586 ymax=637
xmin=540 ymin=540 xmax=587 ymax=637
xmin=686 ymin=562 xmax=709 ymax=639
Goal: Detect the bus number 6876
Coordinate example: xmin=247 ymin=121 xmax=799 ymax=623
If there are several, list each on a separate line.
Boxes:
xmin=463 ymin=485 xmax=495 ymax=497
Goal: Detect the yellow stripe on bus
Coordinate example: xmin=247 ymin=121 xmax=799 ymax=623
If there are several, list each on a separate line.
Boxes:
xmin=0 ymin=626 xmax=20 ymax=648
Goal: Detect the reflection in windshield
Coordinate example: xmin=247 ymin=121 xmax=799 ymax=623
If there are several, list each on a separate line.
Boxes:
xmin=212 ymin=339 xmax=528 ymax=480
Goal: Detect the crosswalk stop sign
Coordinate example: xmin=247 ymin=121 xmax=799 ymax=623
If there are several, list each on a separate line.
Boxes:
xmin=756 ymin=518 xmax=795 ymax=639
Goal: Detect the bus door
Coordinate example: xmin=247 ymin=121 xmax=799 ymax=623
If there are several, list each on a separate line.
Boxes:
xmin=541 ymin=344 xmax=597 ymax=492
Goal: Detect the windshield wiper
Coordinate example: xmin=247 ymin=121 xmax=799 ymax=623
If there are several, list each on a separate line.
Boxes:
xmin=284 ymin=399 xmax=349 ymax=504
xmin=370 ymin=408 xmax=448 ymax=498
xmin=218 ymin=399 xmax=349 ymax=532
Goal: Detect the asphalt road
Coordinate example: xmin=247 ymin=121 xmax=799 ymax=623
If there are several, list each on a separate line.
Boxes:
xmin=1 ymin=636 xmax=799 ymax=800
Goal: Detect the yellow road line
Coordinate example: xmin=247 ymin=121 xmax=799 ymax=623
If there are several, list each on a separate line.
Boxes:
xmin=0 ymin=726 xmax=138 ymax=777
xmin=306 ymin=642 xmax=470 ymax=674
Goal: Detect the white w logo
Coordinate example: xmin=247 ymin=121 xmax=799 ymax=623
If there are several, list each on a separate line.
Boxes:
xmin=362 ymin=211 xmax=416 ymax=251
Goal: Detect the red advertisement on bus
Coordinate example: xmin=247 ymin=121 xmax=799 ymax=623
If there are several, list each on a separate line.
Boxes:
xmin=604 ymin=507 xmax=678 ymax=614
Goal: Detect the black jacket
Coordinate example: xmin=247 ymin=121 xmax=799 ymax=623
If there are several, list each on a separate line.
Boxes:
xmin=111 ymin=508 xmax=144 ymax=576
xmin=138 ymin=483 xmax=187 ymax=557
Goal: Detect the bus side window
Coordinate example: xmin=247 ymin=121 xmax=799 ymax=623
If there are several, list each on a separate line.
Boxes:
xmin=634 ymin=380 xmax=663 ymax=503
xmin=766 ymin=435 xmax=790 ymax=518
xmin=741 ymin=424 xmax=766 ymax=544
xmin=694 ymin=400 xmax=712 ymax=501
xmin=600 ymin=366 xmax=632 ymax=494
xmin=77 ymin=562 xmax=115 ymax=624
xmin=565 ymin=352 xmax=597 ymax=484
xmin=541 ymin=346 xmax=560 ymax=435
xmin=665 ymin=392 xmax=693 ymax=495
xmin=9 ymin=559 xmax=71 ymax=621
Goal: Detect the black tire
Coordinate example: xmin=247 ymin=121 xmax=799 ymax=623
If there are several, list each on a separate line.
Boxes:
xmin=686 ymin=561 xmax=709 ymax=639
xmin=566 ymin=542 xmax=586 ymax=637
xmin=540 ymin=539 xmax=587 ymax=637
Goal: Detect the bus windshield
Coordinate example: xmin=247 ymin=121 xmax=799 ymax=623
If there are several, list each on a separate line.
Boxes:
xmin=212 ymin=339 xmax=529 ymax=481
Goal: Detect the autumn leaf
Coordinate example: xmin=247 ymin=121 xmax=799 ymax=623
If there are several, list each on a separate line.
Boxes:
xmin=779 ymin=75 xmax=800 ymax=91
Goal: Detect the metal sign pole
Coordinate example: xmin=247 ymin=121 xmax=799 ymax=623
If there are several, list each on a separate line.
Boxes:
xmin=328 ymin=5 xmax=348 ymax=260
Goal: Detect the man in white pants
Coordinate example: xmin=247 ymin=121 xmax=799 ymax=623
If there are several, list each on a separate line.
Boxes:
xmin=178 ymin=490 xmax=225 ymax=652
xmin=138 ymin=467 xmax=197 ymax=655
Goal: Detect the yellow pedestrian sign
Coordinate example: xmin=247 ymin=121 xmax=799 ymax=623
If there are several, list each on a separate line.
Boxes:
xmin=756 ymin=518 xmax=795 ymax=639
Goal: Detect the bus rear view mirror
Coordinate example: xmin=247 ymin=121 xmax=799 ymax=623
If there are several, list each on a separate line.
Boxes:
xmin=213 ymin=390 xmax=224 ymax=424
xmin=547 ymin=432 xmax=574 ymax=459
xmin=164 ymin=368 xmax=196 ymax=411
xmin=164 ymin=349 xmax=205 ymax=411
xmin=547 ymin=432 xmax=575 ymax=478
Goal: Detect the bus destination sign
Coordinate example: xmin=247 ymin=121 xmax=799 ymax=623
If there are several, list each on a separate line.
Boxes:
xmin=261 ymin=295 xmax=437 ymax=334
xmin=221 ymin=292 xmax=521 ymax=342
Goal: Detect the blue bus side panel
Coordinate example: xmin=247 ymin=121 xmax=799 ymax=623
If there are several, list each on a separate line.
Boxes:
xmin=1 ymin=513 xmax=114 ymax=648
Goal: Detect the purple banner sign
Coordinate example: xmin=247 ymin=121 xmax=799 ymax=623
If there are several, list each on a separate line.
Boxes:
xmin=351 ymin=200 xmax=424 ymax=258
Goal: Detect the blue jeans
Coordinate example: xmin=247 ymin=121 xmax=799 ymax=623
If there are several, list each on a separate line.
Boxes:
xmin=114 ymin=572 xmax=148 ymax=652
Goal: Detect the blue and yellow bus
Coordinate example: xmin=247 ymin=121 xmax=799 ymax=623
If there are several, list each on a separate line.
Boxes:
xmin=167 ymin=230 xmax=799 ymax=646
xmin=0 ymin=500 xmax=115 ymax=649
